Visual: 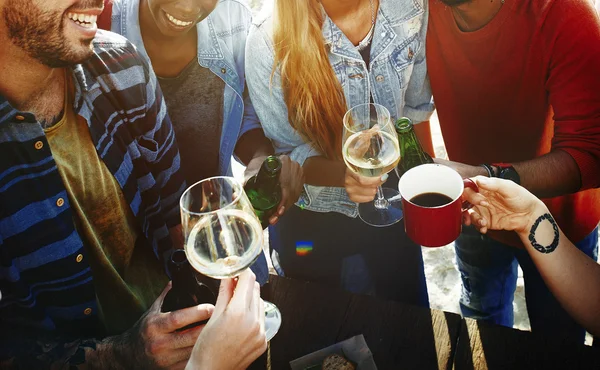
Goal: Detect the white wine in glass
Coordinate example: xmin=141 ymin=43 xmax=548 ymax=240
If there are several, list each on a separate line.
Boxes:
xmin=343 ymin=130 xmax=400 ymax=178
xmin=185 ymin=208 xmax=263 ymax=278
xmin=342 ymin=103 xmax=403 ymax=227
xmin=181 ymin=176 xmax=282 ymax=340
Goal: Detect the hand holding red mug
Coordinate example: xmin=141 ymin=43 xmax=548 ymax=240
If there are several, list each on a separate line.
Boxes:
xmin=462 ymin=176 xmax=548 ymax=235
xmin=398 ymin=164 xmax=478 ymax=247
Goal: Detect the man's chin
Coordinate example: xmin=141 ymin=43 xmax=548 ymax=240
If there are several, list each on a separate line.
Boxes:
xmin=40 ymin=45 xmax=94 ymax=68
xmin=68 ymin=40 xmax=95 ymax=64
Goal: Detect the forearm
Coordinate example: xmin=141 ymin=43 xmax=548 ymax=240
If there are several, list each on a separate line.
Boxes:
xmin=517 ymin=206 xmax=600 ymax=336
xmin=303 ymin=156 xmax=347 ymax=187
xmin=234 ymin=129 xmax=274 ymax=166
xmin=512 ymin=150 xmax=581 ymax=198
xmin=0 ymin=333 xmax=140 ymax=370
xmin=82 ymin=334 xmax=142 ymax=370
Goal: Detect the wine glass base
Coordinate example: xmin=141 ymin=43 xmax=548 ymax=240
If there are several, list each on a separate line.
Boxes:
xmin=264 ymin=301 xmax=281 ymax=341
xmin=358 ymin=187 xmax=403 ymax=227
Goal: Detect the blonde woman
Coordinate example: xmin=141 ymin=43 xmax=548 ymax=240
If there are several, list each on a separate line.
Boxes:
xmin=246 ymin=0 xmax=434 ymax=304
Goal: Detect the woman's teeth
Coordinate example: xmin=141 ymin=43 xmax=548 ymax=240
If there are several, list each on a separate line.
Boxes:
xmin=166 ymin=12 xmax=193 ymax=27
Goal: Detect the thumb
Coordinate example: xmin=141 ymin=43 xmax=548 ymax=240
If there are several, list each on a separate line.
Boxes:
xmin=277 ymin=185 xmax=288 ymax=215
xmin=213 ymin=277 xmax=235 ymax=316
xmin=149 ymin=281 xmax=173 ymax=313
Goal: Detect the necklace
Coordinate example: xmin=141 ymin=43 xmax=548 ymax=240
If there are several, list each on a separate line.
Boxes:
xmin=356 ymin=0 xmax=375 ymax=51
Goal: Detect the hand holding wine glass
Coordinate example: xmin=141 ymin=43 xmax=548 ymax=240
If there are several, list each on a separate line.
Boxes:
xmin=186 ymin=269 xmax=267 ymax=370
xmin=180 ymin=177 xmax=282 ymax=342
xmin=343 ymin=168 xmax=388 ymax=203
xmin=342 ymin=103 xmax=402 ymax=227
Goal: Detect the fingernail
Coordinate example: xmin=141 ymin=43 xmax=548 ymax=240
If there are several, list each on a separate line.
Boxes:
xmin=478 ymin=177 xmax=489 ymax=184
xmin=380 ymin=174 xmax=389 ymax=182
xmin=278 ymin=206 xmax=285 ymax=215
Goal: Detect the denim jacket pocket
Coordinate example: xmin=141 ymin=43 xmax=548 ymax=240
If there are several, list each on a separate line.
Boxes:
xmin=389 ymin=32 xmax=422 ymax=89
xmin=331 ymin=60 xmax=348 ymax=89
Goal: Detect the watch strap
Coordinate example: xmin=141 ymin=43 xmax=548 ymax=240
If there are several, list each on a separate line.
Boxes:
xmin=492 ymin=163 xmax=521 ymax=185
xmin=491 ymin=162 xmax=513 ymax=169
xmin=479 ymin=164 xmax=494 ymax=177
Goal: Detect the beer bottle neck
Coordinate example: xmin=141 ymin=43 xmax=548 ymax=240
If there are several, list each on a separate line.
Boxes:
xmin=168 ymin=250 xmax=196 ymax=291
xmin=398 ymin=127 xmax=423 ymax=152
xmin=254 ymin=156 xmax=281 ymax=193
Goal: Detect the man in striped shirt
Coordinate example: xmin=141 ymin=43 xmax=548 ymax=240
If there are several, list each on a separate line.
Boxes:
xmin=0 ymin=0 xmax=236 ymax=367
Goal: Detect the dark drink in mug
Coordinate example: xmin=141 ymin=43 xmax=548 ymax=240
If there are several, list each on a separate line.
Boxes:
xmin=409 ymin=192 xmax=453 ymax=208
xmin=398 ymin=164 xmax=478 ymax=247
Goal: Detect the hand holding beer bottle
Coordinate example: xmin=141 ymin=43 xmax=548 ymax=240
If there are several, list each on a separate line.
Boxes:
xmin=244 ymin=156 xmax=283 ymax=229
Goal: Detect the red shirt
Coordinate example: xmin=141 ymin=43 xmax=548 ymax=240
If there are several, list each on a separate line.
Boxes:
xmin=427 ymin=0 xmax=600 ymax=243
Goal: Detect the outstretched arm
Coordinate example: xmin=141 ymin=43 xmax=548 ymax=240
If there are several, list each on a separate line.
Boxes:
xmin=464 ymin=176 xmax=600 ymax=336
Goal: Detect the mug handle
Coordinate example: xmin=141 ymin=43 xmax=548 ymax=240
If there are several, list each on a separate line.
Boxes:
xmin=461 ymin=178 xmax=479 ymax=211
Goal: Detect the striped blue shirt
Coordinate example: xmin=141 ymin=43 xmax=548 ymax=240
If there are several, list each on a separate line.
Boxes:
xmin=0 ymin=30 xmax=185 ymax=363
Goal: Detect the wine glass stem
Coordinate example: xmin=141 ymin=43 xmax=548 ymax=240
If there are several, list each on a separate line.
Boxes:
xmin=373 ymin=186 xmax=389 ymax=210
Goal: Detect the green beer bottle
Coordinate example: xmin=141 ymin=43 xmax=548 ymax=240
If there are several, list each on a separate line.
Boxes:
xmin=395 ymin=117 xmax=433 ymax=178
xmin=161 ymin=249 xmax=216 ymax=329
xmin=244 ymin=156 xmax=282 ymax=229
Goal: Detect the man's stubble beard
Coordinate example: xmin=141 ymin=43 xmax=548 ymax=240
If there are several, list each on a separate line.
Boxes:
xmin=2 ymin=0 xmax=95 ymax=68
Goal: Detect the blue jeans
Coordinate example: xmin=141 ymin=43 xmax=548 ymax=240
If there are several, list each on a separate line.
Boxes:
xmin=269 ymin=205 xmax=429 ymax=307
xmin=455 ymin=226 xmax=598 ymax=343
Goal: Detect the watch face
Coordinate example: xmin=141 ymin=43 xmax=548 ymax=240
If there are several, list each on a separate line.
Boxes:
xmin=499 ymin=167 xmax=520 ymax=184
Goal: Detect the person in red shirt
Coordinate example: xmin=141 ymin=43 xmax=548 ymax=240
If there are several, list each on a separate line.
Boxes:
xmin=426 ymin=0 xmax=600 ymax=343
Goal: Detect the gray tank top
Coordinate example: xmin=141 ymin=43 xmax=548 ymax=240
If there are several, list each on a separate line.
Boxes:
xmin=157 ymin=60 xmax=225 ymax=185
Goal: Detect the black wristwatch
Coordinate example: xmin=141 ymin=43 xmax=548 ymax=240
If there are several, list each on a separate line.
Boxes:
xmin=491 ymin=163 xmax=521 ymax=185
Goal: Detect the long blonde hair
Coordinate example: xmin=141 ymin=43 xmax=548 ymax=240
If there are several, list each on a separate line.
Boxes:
xmin=272 ymin=0 xmax=347 ymax=160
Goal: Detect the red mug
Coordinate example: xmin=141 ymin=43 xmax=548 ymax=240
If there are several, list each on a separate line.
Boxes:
xmin=398 ymin=164 xmax=478 ymax=247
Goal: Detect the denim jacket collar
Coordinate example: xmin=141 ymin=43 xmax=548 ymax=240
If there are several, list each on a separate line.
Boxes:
xmin=196 ymin=16 xmax=223 ymax=59
xmin=117 ymin=0 xmax=242 ymax=97
xmin=321 ymin=4 xmax=396 ymax=66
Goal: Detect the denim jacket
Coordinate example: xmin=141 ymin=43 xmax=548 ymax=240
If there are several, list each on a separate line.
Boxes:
xmin=111 ymin=0 xmax=269 ymax=284
xmin=111 ymin=0 xmax=261 ymax=177
xmin=246 ymin=0 xmax=434 ymax=217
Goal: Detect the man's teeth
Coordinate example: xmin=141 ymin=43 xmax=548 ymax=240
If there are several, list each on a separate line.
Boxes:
xmin=166 ymin=13 xmax=193 ymax=27
xmin=67 ymin=12 xmax=98 ymax=28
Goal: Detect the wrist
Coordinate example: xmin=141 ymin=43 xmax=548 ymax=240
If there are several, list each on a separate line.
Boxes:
xmin=473 ymin=165 xmax=490 ymax=177
xmin=517 ymin=202 xmax=551 ymax=239
xmin=92 ymin=334 xmax=138 ymax=369
xmin=249 ymin=154 xmax=270 ymax=165
xmin=479 ymin=164 xmax=494 ymax=177
xmin=188 ymin=352 xmax=212 ymax=370
xmin=490 ymin=163 xmax=521 ymax=185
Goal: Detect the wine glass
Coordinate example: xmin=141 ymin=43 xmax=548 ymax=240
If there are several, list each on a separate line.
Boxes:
xmin=180 ymin=176 xmax=281 ymax=340
xmin=342 ymin=103 xmax=403 ymax=227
